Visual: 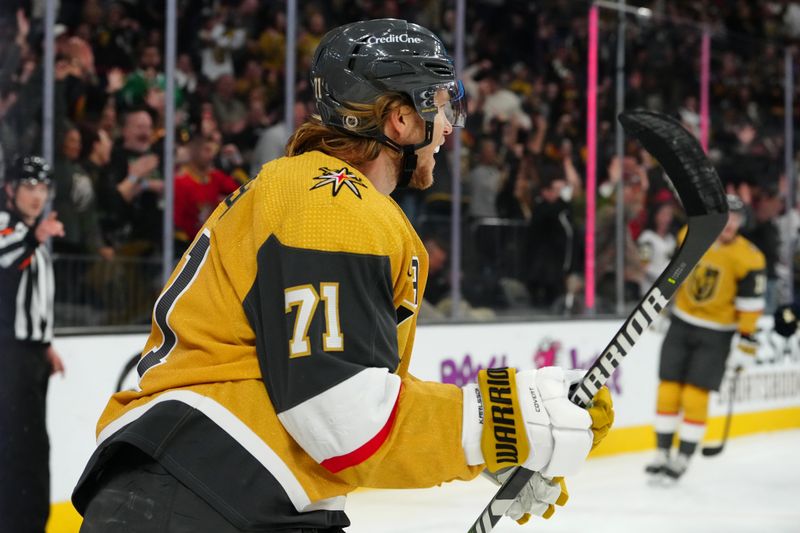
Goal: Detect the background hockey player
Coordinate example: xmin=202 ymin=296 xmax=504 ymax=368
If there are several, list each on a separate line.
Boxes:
xmin=646 ymin=194 xmax=765 ymax=481
xmin=0 ymin=156 xmax=65 ymax=532
xmin=72 ymin=19 xmax=613 ymax=532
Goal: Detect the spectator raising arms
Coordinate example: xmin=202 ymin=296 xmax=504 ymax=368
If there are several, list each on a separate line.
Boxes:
xmin=200 ymin=10 xmax=247 ymax=82
xmin=595 ymin=156 xmax=649 ymax=310
xmin=526 ymin=166 xmax=575 ymax=309
xmin=118 ymin=44 xmax=166 ymax=109
xmin=107 ymin=107 xmax=164 ymax=255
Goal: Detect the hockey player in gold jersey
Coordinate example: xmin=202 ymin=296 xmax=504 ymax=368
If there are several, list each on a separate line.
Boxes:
xmin=73 ymin=19 xmax=613 ymax=532
xmin=646 ymin=194 xmax=765 ymax=481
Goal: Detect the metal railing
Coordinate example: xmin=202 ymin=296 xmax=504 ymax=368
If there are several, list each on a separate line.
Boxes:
xmin=50 ymin=215 xmax=611 ymax=332
xmin=416 ymin=215 xmax=583 ymax=316
xmin=53 ymin=254 xmax=162 ymax=330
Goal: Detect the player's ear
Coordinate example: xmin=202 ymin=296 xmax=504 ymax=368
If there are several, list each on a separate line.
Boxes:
xmin=384 ymin=104 xmax=419 ymax=144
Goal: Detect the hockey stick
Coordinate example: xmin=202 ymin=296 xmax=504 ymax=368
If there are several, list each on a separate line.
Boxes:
xmin=701 ymin=366 xmax=743 ymax=457
xmin=467 ymin=110 xmax=729 ymax=533
xmin=116 ymin=352 xmax=141 ymax=392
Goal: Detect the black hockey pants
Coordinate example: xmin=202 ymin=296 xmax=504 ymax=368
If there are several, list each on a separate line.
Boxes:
xmin=79 ymin=446 xmax=345 ymax=533
xmin=0 ymin=339 xmax=51 ymax=533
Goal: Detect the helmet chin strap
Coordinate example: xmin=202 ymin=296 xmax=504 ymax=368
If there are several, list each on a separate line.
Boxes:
xmin=398 ymin=145 xmax=418 ymax=188
xmin=375 ymin=121 xmax=435 ymax=189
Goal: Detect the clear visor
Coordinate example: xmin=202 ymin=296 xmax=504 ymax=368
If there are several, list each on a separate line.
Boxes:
xmin=413 ymin=80 xmax=466 ymax=128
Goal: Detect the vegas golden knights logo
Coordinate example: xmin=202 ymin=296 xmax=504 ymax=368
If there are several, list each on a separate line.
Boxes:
xmin=689 ymin=265 xmax=720 ymax=302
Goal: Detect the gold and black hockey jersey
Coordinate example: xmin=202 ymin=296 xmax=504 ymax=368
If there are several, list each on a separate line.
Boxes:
xmin=673 ymin=226 xmax=766 ymax=334
xmin=73 ymin=151 xmax=482 ymax=529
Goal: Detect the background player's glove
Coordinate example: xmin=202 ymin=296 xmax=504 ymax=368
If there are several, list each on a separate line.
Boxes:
xmin=482 ymin=469 xmax=568 ymax=524
xmin=773 ymin=304 xmax=799 ymax=338
xmin=587 ymin=386 xmax=614 ymax=450
xmin=462 ymin=367 xmax=613 ymax=478
xmin=729 ymin=332 xmax=758 ymax=369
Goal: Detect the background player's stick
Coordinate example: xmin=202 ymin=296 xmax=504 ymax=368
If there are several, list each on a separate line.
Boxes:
xmin=467 ymin=110 xmax=729 ymax=533
xmin=701 ymin=366 xmax=743 ymax=457
xmin=116 ymin=352 xmax=141 ymax=392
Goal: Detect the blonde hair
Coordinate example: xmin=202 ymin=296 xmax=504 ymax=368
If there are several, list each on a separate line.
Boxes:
xmin=285 ymin=93 xmax=413 ymax=168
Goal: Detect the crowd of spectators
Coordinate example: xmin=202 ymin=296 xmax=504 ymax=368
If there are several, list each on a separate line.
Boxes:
xmin=0 ymin=0 xmax=798 ymax=325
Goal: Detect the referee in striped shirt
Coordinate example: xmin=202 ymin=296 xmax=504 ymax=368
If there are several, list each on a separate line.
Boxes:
xmin=1 ymin=156 xmax=66 ymax=532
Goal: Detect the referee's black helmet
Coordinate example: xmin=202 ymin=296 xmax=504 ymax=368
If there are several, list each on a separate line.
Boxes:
xmin=7 ymin=156 xmax=52 ymax=188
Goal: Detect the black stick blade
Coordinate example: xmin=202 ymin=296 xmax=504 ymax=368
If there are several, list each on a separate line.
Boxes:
xmin=619 ymin=110 xmax=728 ymax=218
xmin=701 ymin=445 xmax=724 ymax=457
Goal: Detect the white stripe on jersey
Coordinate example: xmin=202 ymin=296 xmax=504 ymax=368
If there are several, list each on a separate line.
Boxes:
xmin=0 ymin=221 xmax=28 ymax=267
xmin=42 ymin=248 xmax=55 ymax=341
xmin=277 ymin=367 xmax=401 ymax=465
xmin=30 ymin=253 xmax=44 ymax=340
xmin=0 ymin=246 xmax=25 ymax=268
xmin=672 ymin=307 xmax=737 ymax=331
xmin=11 ymin=245 xmax=55 ymax=342
xmin=735 ymin=296 xmax=765 ymax=312
xmin=0 ymin=222 xmax=26 ymax=246
xmin=96 ymin=390 xmax=346 ymax=514
xmin=15 ymin=268 xmax=28 ymax=339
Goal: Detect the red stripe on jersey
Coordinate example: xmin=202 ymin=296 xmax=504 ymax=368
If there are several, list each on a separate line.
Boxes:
xmin=656 ymin=410 xmax=679 ymax=416
xmin=18 ymin=255 xmax=32 ymax=270
xmin=320 ymin=384 xmax=402 ymax=474
xmin=682 ymin=417 xmax=706 ymax=426
xmin=0 ymin=228 xmax=14 ymax=235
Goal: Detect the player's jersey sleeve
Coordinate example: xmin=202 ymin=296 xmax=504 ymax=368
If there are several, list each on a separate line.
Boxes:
xmin=244 ymin=236 xmax=402 ymax=473
xmin=734 ymin=238 xmax=766 ymax=334
xmin=242 ymin=154 xmax=481 ymax=488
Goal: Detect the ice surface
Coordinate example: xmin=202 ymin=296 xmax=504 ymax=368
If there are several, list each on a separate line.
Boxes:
xmin=345 ymin=430 xmax=800 ymax=533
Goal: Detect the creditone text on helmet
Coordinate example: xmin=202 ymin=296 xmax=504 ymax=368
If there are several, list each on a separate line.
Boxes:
xmin=366 ymin=34 xmax=423 ymax=44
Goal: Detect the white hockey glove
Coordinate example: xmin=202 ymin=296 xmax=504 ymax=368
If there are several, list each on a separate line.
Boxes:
xmin=482 ymin=468 xmax=568 ymax=524
xmin=728 ymin=332 xmax=758 ymax=370
xmin=462 ymin=367 xmax=610 ymax=478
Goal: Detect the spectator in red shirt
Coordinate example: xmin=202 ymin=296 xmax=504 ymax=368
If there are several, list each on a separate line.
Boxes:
xmin=174 ymin=134 xmax=239 ymax=256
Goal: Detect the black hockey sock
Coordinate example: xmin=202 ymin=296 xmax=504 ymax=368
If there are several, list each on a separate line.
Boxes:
xmin=656 ymin=432 xmax=673 ymax=450
xmin=678 ymin=440 xmax=698 ymax=457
